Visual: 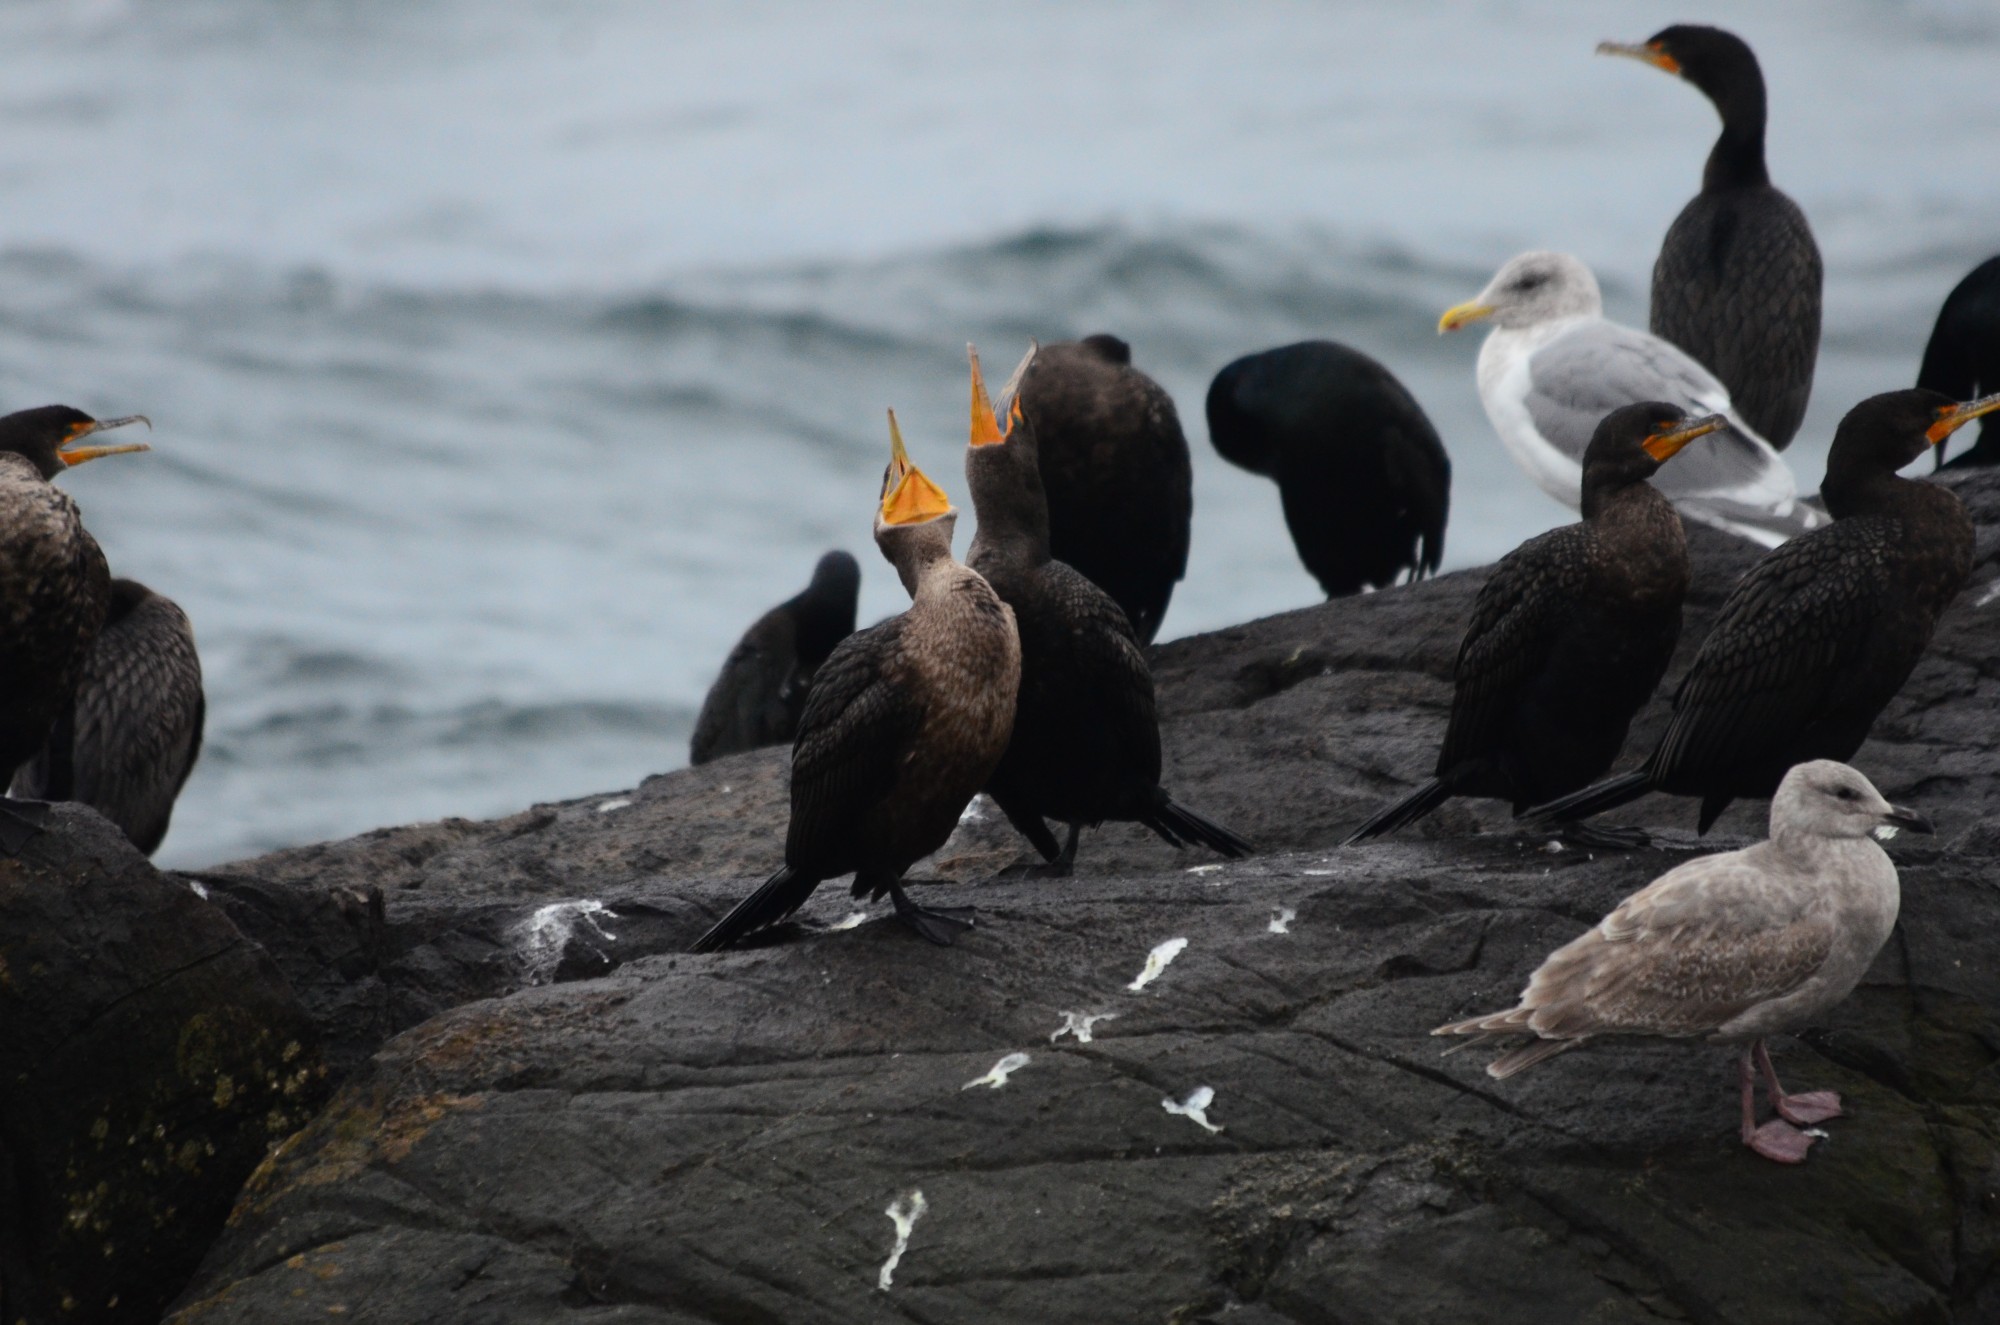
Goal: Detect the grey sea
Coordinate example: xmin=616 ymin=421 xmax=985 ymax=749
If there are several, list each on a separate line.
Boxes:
xmin=0 ymin=0 xmax=1992 ymax=866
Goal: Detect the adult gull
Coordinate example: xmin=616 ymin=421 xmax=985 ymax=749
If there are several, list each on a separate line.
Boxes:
xmin=1436 ymin=759 xmax=1930 ymax=1163
xmin=1440 ymin=250 xmax=1823 ymax=548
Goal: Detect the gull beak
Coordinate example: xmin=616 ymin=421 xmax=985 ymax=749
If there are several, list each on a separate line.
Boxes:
xmin=59 ymin=414 xmax=152 ymax=468
xmin=1438 ymin=302 xmax=1496 ymax=334
xmin=881 ymin=409 xmax=954 ymax=525
xmin=1596 ymin=40 xmax=1681 ymax=75
xmin=1926 ymin=390 xmax=2000 ymax=444
xmin=1881 ymin=803 xmax=1935 ymax=835
xmin=1642 ymin=413 xmax=1728 ymax=462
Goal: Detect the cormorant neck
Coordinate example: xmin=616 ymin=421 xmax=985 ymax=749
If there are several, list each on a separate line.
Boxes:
xmin=964 ymin=442 xmax=1052 ymax=566
xmin=1700 ymin=79 xmax=1770 ymax=192
xmin=1820 ymin=460 xmax=1925 ymax=522
xmin=876 ymin=516 xmax=958 ymax=599
xmin=1579 ymin=468 xmax=1659 ymax=521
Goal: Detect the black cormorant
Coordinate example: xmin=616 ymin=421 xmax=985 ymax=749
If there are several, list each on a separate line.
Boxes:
xmin=964 ymin=346 xmax=1251 ymax=873
xmin=1600 ymin=25 xmax=1822 ymax=450
xmin=1345 ymin=404 xmax=1720 ymax=843
xmin=1016 ymin=334 xmax=1191 ymax=642
xmin=1206 ymin=340 xmax=1450 ymax=596
xmin=1529 ymin=388 xmax=1995 ymax=835
xmin=692 ymin=413 xmax=1019 ymax=951
xmin=1919 ymin=255 xmax=2000 ymax=469
xmin=11 ymin=578 xmax=203 ymax=855
xmin=0 ymin=406 xmax=150 ymax=853
xmin=689 ymin=550 xmax=860 ymax=765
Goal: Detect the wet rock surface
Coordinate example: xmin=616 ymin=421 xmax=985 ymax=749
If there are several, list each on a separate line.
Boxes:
xmin=0 ymin=807 xmax=326 ymax=1325
xmin=167 ymin=469 xmax=2000 ymax=1322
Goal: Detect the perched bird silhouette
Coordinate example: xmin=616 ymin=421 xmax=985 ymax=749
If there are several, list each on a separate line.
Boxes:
xmin=1206 ymin=340 xmax=1450 ymax=597
xmin=689 ymin=550 xmax=860 ymax=765
xmin=1918 ymin=255 xmax=2000 ymax=469
xmin=1439 ymin=760 xmax=1928 ymax=1164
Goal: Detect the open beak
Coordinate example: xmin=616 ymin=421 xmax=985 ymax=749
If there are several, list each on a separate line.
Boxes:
xmin=1926 ymin=390 xmax=2000 ymax=445
xmin=1596 ymin=40 xmax=1680 ymax=75
xmin=968 ymin=345 xmax=1006 ymax=447
xmin=1642 ymin=413 xmax=1727 ymax=462
xmin=1881 ymin=803 xmax=1935 ymax=835
xmin=1438 ymin=302 xmax=1496 ymax=334
xmin=881 ymin=409 xmax=954 ymax=525
xmin=59 ymin=414 xmax=152 ymax=468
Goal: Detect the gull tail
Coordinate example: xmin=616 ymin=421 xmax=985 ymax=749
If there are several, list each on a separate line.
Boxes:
xmin=691 ymin=865 xmax=819 ymax=953
xmin=1343 ymin=777 xmax=1452 ymax=845
xmin=1522 ymin=771 xmax=1653 ymax=827
xmin=1140 ymin=793 xmax=1254 ymax=859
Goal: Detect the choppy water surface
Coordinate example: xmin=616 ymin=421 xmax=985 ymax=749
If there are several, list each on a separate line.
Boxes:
xmin=0 ymin=0 xmax=1992 ymax=864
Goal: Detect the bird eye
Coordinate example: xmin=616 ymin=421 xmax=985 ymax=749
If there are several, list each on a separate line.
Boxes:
xmin=1835 ymin=786 xmax=1858 ymax=801
xmin=1515 ymin=275 xmax=1546 ymax=291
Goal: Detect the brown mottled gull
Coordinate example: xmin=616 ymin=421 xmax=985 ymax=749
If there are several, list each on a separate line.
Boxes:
xmin=1435 ymin=760 xmax=1930 ymax=1163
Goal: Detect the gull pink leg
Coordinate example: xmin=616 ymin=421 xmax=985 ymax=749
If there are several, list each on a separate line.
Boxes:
xmin=1741 ymin=1041 xmax=1815 ymax=1164
xmin=1756 ymin=1039 xmax=1843 ymax=1126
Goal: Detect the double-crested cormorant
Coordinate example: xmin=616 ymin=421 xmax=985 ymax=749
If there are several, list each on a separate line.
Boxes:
xmin=0 ymin=406 xmax=150 ymax=853
xmin=964 ymin=346 xmax=1252 ymax=873
xmin=1016 ymin=334 xmax=1191 ymax=642
xmin=689 ymin=550 xmax=860 ymax=765
xmin=1439 ymin=761 xmax=1928 ymax=1164
xmin=1920 ymin=255 xmax=2000 ymax=469
xmin=1205 ymin=340 xmax=1450 ymax=596
xmin=11 ymin=578 xmax=204 ymax=856
xmin=1600 ymin=25 xmax=1822 ymax=450
xmin=1441 ymin=251 xmax=1822 ymax=547
xmin=1345 ymin=404 xmax=1722 ymax=844
xmin=1530 ymin=388 xmax=1995 ymax=835
xmin=692 ymin=413 xmax=1019 ymax=952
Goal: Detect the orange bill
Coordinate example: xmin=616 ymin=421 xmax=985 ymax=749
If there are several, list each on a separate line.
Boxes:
xmin=59 ymin=414 xmax=152 ymax=467
xmin=1926 ymin=390 xmax=2000 ymax=444
xmin=1642 ymin=412 xmax=1727 ymax=462
xmin=1596 ymin=40 xmax=1680 ymax=75
xmin=968 ymin=344 xmax=1005 ymax=447
xmin=881 ymin=409 xmax=954 ymax=525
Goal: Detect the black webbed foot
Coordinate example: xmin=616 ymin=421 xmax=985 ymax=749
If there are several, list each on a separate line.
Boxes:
xmin=890 ymin=884 xmax=976 ymax=946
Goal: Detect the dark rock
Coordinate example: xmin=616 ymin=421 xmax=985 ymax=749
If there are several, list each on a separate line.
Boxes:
xmin=169 ymin=469 xmax=2000 ymax=1322
xmin=0 ymin=806 xmax=326 ymax=1324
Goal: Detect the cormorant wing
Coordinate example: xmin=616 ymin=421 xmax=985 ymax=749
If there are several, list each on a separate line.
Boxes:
xmin=690 ymin=609 xmax=797 ymax=764
xmin=1035 ymin=561 xmax=1162 ymax=784
xmin=1438 ymin=525 xmax=1594 ymax=776
xmin=783 ymin=619 xmax=924 ymax=865
xmin=1522 ymin=319 xmax=1797 ymax=513
xmin=1651 ymin=519 xmax=1898 ymax=780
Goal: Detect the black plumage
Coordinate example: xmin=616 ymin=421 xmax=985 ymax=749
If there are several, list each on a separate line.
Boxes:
xmin=1530 ymin=388 xmax=1994 ymax=835
xmin=1921 ymin=255 xmax=2000 ymax=469
xmin=692 ymin=416 xmax=1020 ymax=952
xmin=0 ymin=406 xmax=150 ymax=853
xmin=12 ymin=578 xmax=205 ymax=855
xmin=1603 ymin=25 xmax=1821 ymax=450
xmin=1344 ymin=403 xmax=1714 ymax=844
xmin=689 ymin=550 xmax=860 ymax=765
xmin=1015 ymin=334 xmax=1191 ymax=643
xmin=1206 ymin=340 xmax=1450 ymax=596
xmin=965 ymin=347 xmax=1250 ymax=873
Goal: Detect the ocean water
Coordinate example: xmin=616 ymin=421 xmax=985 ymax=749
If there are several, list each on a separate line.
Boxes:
xmin=0 ymin=0 xmax=1992 ymax=866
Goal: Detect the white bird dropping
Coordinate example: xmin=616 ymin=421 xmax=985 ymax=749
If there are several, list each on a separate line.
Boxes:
xmin=1127 ymin=937 xmax=1189 ymax=991
xmin=878 ymin=1190 xmax=928 ymax=1290
xmin=829 ymin=910 xmax=870 ymax=931
xmin=1163 ymin=1086 xmax=1223 ymax=1134
xmin=962 ymin=1052 xmax=1029 ymax=1090
xmin=1268 ymin=907 xmax=1296 ymax=934
xmin=1050 ymin=1011 xmax=1117 ymax=1044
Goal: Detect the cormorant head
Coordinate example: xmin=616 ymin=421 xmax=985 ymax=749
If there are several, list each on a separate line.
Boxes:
xmin=1440 ymin=252 xmax=1601 ymax=334
xmin=0 ymin=406 xmax=151 ymax=481
xmin=1076 ymin=333 xmax=1131 ymax=366
xmin=964 ymin=343 xmax=1053 ymax=551
xmin=794 ymin=550 xmax=861 ymax=663
xmin=1828 ymin=388 xmax=2000 ymax=478
xmin=876 ymin=410 xmax=958 ymax=594
xmin=1773 ymin=760 xmax=1932 ymax=843
xmin=1597 ymin=25 xmax=1764 ymax=116
xmin=1580 ymin=402 xmax=1724 ymax=511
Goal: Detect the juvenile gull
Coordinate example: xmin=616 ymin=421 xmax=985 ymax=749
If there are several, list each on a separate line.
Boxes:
xmin=1440 ymin=251 xmax=1821 ymax=548
xmin=1437 ymin=761 xmax=1929 ymax=1163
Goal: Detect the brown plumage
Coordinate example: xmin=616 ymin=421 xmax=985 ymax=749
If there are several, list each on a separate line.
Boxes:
xmin=11 ymin=579 xmax=205 ymax=856
xmin=0 ymin=406 xmax=151 ymax=854
xmin=1016 ymin=335 xmax=1191 ymax=643
xmin=1439 ymin=760 xmax=1928 ymax=1163
xmin=692 ymin=414 xmax=1019 ymax=952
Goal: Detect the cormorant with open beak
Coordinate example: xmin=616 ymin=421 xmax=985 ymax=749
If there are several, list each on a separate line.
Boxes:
xmin=692 ymin=413 xmax=1019 ymax=951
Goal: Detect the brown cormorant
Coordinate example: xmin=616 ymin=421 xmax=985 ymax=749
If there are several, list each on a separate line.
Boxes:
xmin=1015 ymin=334 xmax=1191 ymax=642
xmin=689 ymin=550 xmax=860 ymax=764
xmin=965 ymin=346 xmax=1251 ymax=873
xmin=0 ymin=406 xmax=151 ymax=853
xmin=1599 ymin=25 xmax=1822 ymax=450
xmin=1529 ymin=388 xmax=1996 ymax=836
xmin=1345 ymin=404 xmax=1721 ymax=844
xmin=1920 ymin=255 xmax=2000 ymax=469
xmin=1206 ymin=340 xmax=1450 ymax=596
xmin=692 ymin=413 xmax=1019 ymax=951
xmin=11 ymin=578 xmax=203 ymax=856
xmin=1439 ymin=761 xmax=1928 ymax=1164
